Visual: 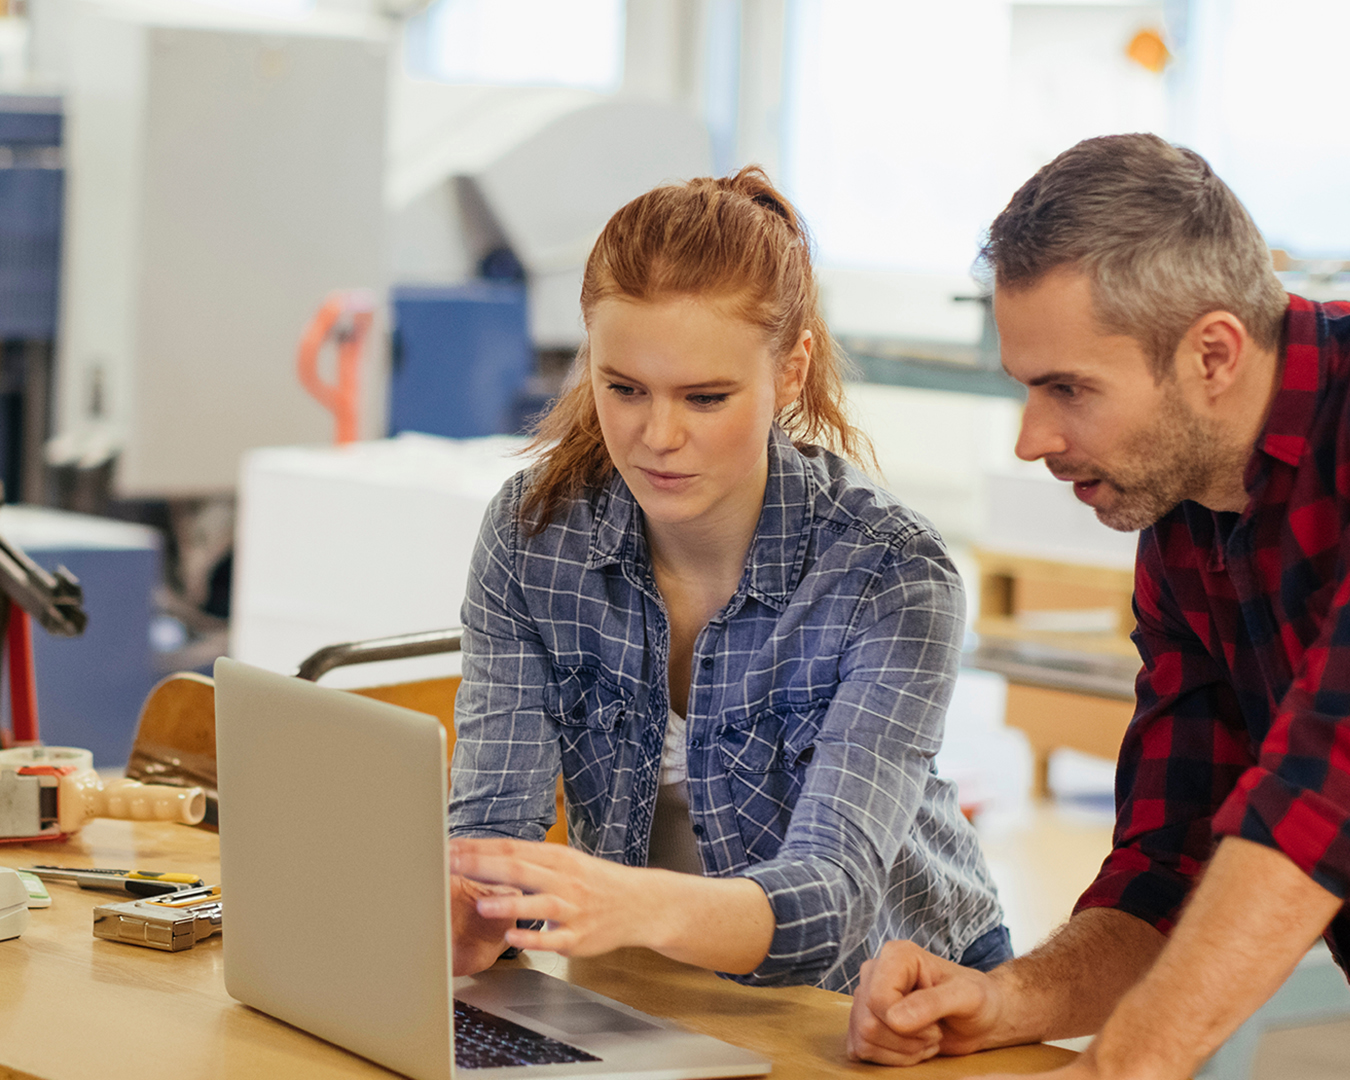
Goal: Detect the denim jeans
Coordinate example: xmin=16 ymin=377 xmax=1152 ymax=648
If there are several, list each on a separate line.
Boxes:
xmin=958 ymin=924 xmax=1014 ymax=972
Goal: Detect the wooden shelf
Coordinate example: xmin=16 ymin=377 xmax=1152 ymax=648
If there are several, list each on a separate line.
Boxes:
xmin=971 ymin=546 xmax=1139 ymax=797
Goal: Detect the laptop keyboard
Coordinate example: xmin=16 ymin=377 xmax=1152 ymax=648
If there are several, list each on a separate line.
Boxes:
xmin=454 ymin=1000 xmax=601 ymax=1069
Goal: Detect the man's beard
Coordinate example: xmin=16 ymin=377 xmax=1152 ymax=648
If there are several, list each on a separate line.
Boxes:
xmin=1048 ymin=386 xmax=1237 ymax=532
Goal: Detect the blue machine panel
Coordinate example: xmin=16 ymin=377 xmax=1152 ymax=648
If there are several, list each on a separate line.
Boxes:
xmin=0 ymin=95 xmax=62 ymax=341
xmin=0 ymin=168 xmax=63 ymax=340
xmin=0 ymin=105 xmax=60 ymax=145
xmin=0 ymin=507 xmax=162 ymax=770
xmin=23 ymin=544 xmax=161 ymax=768
xmin=389 ymin=282 xmax=534 ymax=439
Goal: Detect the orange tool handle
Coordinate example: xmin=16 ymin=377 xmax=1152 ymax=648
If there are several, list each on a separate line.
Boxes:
xmin=296 ymin=291 xmax=376 ymax=445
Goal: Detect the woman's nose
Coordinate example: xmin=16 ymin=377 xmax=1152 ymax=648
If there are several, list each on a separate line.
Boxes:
xmin=642 ymin=398 xmax=684 ymax=451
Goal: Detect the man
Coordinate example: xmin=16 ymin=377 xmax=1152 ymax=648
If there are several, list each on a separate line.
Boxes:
xmin=847 ymin=132 xmax=1350 ymax=1079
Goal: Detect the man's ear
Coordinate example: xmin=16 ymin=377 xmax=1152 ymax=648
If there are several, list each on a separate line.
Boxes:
xmin=777 ymin=330 xmax=812 ymax=410
xmin=1177 ymin=311 xmax=1247 ymax=401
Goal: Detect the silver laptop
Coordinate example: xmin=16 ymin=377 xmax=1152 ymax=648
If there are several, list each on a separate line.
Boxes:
xmin=214 ymin=657 xmax=771 ymax=1080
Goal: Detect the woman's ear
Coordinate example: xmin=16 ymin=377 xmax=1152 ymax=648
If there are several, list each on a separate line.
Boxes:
xmin=777 ymin=330 xmax=812 ymax=409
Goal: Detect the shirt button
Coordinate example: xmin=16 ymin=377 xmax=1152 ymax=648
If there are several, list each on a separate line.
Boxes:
xmin=691 ymin=823 xmax=705 ymax=836
xmin=700 ymin=656 xmax=713 ymax=670
xmin=570 ymin=703 xmax=585 ymax=720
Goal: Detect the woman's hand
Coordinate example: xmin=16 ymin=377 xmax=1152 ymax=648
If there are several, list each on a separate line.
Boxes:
xmin=450 ymin=873 xmax=519 ymax=976
xmin=449 ymin=836 xmax=775 ymax=973
xmin=450 ymin=838 xmax=650 ymax=958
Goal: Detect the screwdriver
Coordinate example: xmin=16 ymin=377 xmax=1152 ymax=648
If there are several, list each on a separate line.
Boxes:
xmin=26 ymin=866 xmax=203 ymax=897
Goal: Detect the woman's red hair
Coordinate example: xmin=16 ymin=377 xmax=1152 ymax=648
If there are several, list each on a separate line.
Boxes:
xmin=520 ymin=165 xmax=869 ymax=533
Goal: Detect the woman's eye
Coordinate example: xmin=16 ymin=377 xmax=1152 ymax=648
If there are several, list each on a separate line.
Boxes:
xmin=607 ymin=383 xmax=638 ymax=397
xmin=688 ymin=393 xmax=729 ymax=407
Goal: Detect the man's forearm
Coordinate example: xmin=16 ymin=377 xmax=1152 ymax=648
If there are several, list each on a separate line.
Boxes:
xmin=984 ymin=907 xmax=1167 ymax=1047
xmin=1080 ymin=837 xmax=1342 ymax=1079
xmin=845 ymin=905 xmax=1167 ymax=1064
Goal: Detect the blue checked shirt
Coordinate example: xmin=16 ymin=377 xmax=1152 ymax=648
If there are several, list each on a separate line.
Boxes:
xmin=449 ymin=427 xmax=1003 ymax=991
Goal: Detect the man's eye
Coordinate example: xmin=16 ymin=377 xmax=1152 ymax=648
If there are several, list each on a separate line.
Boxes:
xmin=689 ymin=393 xmax=729 ymax=407
xmin=1051 ymin=383 xmax=1078 ymax=399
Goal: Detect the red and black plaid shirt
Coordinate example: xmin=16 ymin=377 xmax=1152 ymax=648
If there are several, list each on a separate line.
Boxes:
xmin=1075 ymin=295 xmax=1350 ymax=966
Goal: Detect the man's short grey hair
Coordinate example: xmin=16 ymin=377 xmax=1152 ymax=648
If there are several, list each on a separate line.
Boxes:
xmin=979 ymin=133 xmax=1288 ymax=379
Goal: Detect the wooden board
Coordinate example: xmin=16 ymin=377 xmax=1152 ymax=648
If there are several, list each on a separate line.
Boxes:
xmin=974 ymin=546 xmax=1137 ymax=659
xmin=126 ymin=672 xmax=566 ymax=844
xmin=1005 ymin=682 xmax=1135 ymax=798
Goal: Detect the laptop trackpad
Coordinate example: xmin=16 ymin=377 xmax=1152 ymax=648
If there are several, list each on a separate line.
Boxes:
xmin=510 ymin=1002 xmax=662 ymax=1037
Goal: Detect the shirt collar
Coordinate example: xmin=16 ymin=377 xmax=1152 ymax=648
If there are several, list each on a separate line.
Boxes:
xmin=586 ymin=426 xmax=813 ymax=611
xmin=1255 ymin=293 xmax=1323 ymax=468
xmin=743 ymin=427 xmax=813 ymax=610
xmin=586 ymin=468 xmax=635 ymax=570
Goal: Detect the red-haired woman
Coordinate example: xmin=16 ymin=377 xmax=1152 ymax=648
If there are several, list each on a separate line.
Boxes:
xmin=448 ymin=168 xmax=1007 ymax=993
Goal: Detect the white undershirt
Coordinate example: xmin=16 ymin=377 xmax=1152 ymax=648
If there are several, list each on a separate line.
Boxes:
xmin=648 ymin=708 xmax=702 ymax=874
xmin=660 ymin=706 xmax=688 ymax=785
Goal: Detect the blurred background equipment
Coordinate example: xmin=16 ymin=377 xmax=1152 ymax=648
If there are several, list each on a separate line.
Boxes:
xmin=0 ymin=509 xmax=85 ymax=747
xmin=0 ymin=504 xmax=158 ymax=766
xmin=0 ymin=743 xmax=204 ymax=842
xmin=231 ymin=433 xmax=524 ymax=686
xmin=296 ymin=290 xmax=377 ymax=447
xmin=388 ymin=282 xmax=535 ymax=439
xmin=385 ymin=88 xmax=713 ymax=424
xmin=0 ymin=93 xmax=60 ymax=509
xmin=48 ymin=1 xmax=388 ymax=497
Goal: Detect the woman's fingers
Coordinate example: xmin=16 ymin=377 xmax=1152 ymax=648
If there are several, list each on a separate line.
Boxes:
xmin=450 ymin=837 xmax=644 ymax=958
xmin=451 ymin=837 xmax=572 ymax=896
xmin=504 ymin=924 xmax=583 ymax=954
xmin=449 ymin=874 xmax=516 ymax=976
xmin=476 ymin=891 xmax=577 ymax=924
xmin=451 ymin=838 xmax=595 ymax=939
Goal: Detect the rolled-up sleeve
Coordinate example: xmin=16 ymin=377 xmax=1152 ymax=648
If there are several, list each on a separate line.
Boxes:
xmin=1210 ymin=567 xmax=1350 ymax=900
xmin=449 ymin=477 xmax=560 ymax=842
xmin=733 ymin=526 xmax=968 ymax=985
xmin=1075 ymin=534 xmax=1255 ymax=933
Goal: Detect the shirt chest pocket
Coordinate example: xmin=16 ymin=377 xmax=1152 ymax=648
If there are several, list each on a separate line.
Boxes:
xmin=718 ymin=702 xmax=823 ymax=773
xmin=544 ymin=667 xmax=630 ymax=732
xmin=717 ymin=702 xmax=824 ymax=863
xmin=544 ymin=668 xmax=632 ymax=833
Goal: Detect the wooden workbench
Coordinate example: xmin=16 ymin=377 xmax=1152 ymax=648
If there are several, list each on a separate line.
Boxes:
xmin=0 ymin=818 xmax=1076 ymax=1079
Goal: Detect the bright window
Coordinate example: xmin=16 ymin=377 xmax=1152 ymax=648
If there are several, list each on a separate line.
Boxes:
xmin=784 ymin=0 xmax=1350 ymax=280
xmin=784 ymin=0 xmax=1015 ymax=276
xmin=1182 ymin=0 xmax=1350 ymax=257
xmin=406 ymin=0 xmax=625 ymax=91
xmin=783 ymin=0 xmax=1173 ymax=277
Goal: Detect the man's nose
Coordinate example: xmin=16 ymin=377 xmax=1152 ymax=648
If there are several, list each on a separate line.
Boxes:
xmin=1014 ymin=400 xmax=1069 ymax=461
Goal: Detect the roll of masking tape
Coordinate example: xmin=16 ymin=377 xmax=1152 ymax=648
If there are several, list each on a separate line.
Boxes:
xmin=0 ymin=746 xmax=95 ymax=772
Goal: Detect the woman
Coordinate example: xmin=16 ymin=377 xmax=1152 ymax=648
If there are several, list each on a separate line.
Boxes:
xmin=448 ymin=167 xmax=1005 ymax=993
